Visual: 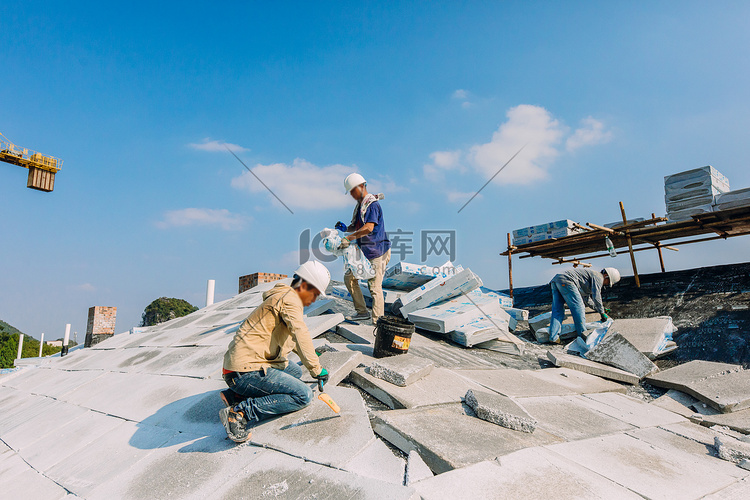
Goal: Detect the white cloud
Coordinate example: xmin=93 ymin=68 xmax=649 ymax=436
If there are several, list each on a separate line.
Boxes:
xmin=188 ymin=138 xmax=248 ymax=152
xmin=452 ymin=89 xmax=469 ymax=100
xmin=424 ymin=150 xmax=462 ymax=181
xmin=470 ymin=104 xmax=565 ymax=185
xmin=446 ymin=190 xmax=482 ymax=204
xmin=566 ymin=117 xmax=613 ymax=152
xmin=367 ymin=174 xmax=409 ymax=194
xmin=230 ymin=159 xmax=355 ymax=211
xmin=156 ymin=208 xmax=250 ymax=231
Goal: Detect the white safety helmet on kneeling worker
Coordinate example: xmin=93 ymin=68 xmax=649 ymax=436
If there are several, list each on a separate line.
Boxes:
xmin=603 ymin=267 xmax=621 ymax=286
xmin=344 ymin=172 xmax=366 ymax=194
xmin=295 ymin=260 xmax=331 ymax=297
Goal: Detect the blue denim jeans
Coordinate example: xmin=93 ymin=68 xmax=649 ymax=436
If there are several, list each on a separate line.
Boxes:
xmin=225 ymin=362 xmax=312 ymax=424
xmin=549 ymin=279 xmax=587 ymax=342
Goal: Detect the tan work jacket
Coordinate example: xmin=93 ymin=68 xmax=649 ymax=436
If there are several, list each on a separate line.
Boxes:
xmin=223 ymin=283 xmax=322 ymax=377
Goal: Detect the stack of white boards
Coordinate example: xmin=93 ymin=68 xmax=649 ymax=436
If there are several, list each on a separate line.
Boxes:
xmin=664 ymin=166 xmax=729 ymax=221
xmin=713 ymin=187 xmax=750 ymax=212
xmin=512 ymin=219 xmax=585 ymax=245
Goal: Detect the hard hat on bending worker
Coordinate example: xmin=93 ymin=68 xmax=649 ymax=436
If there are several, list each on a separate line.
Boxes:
xmin=218 ymin=260 xmax=331 ymax=444
xmin=548 ymin=267 xmax=621 ymax=344
xmin=334 ymin=172 xmax=392 ymax=325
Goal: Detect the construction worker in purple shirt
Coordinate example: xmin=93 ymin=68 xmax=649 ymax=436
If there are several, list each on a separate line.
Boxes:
xmin=335 ymin=173 xmax=392 ymax=325
xmin=548 ymin=267 xmax=621 ymax=344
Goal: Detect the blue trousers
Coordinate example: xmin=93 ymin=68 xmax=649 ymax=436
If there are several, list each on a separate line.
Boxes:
xmin=225 ymin=362 xmax=312 ymax=424
xmin=549 ymin=279 xmax=587 ymax=342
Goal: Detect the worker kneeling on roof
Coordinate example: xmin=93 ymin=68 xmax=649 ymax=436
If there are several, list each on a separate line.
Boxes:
xmin=335 ymin=172 xmax=392 ymax=325
xmin=548 ymin=267 xmax=621 ymax=344
xmin=219 ymin=260 xmax=331 ymax=443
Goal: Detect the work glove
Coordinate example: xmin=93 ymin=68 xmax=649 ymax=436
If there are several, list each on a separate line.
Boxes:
xmin=338 ymin=237 xmax=350 ymax=250
xmin=314 ymin=368 xmax=329 ymax=385
xmin=600 ymin=312 xmax=610 ymax=322
xmin=335 ymin=221 xmax=348 ymax=232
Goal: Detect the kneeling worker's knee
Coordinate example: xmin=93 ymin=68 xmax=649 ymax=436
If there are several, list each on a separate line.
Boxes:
xmin=294 ymin=386 xmax=313 ymax=407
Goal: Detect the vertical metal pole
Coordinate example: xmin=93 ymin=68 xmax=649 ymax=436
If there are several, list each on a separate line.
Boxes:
xmin=651 ymin=213 xmax=666 ymax=272
xmin=16 ymin=334 xmax=24 ymax=360
xmin=506 ymin=233 xmax=514 ymax=300
xmin=61 ymin=324 xmax=71 ymax=356
xmin=620 ymin=201 xmax=640 ymax=287
xmin=38 ymin=333 xmax=44 ymax=357
xmin=206 ymin=279 xmax=216 ymax=307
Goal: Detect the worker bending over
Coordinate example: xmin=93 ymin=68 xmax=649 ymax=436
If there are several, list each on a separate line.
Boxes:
xmin=548 ymin=267 xmax=621 ymax=343
xmin=335 ymin=172 xmax=392 ymax=325
xmin=219 ymin=260 xmax=331 ymax=443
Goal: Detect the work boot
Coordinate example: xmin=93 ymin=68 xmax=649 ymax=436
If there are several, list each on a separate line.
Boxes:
xmin=219 ymin=406 xmax=251 ymax=443
xmin=346 ymin=312 xmax=371 ymax=322
xmin=220 ymin=389 xmax=242 ymax=408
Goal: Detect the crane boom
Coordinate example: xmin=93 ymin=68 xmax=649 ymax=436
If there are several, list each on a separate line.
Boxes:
xmin=0 ymin=132 xmax=62 ymax=192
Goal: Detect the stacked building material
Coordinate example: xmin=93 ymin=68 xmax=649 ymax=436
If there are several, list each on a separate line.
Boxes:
xmin=713 ymin=187 xmax=750 ymax=212
xmin=511 ymin=219 xmax=585 ymax=245
xmin=664 ymin=166 xmax=730 ymax=221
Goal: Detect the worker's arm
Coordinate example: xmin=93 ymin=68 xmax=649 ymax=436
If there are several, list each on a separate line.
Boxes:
xmin=346 ymin=222 xmax=375 ymax=241
xmin=590 ymin=277 xmax=606 ymax=316
xmin=279 ymin=296 xmax=323 ymax=377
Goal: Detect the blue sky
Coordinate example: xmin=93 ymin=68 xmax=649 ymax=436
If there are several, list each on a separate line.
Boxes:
xmin=2 ymin=1 xmax=750 ymax=340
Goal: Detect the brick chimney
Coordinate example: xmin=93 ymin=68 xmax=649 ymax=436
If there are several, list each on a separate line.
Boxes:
xmin=85 ymin=306 xmax=117 ymax=347
xmin=239 ymin=272 xmax=288 ymax=293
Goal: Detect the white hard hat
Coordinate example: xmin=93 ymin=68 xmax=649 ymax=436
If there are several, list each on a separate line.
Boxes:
xmin=603 ymin=267 xmax=621 ymax=286
xmin=344 ymin=172 xmax=366 ymax=194
xmin=295 ymin=260 xmax=331 ymax=297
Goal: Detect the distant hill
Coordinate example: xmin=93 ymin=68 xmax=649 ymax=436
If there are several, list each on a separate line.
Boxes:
xmin=0 ymin=319 xmax=63 ymax=369
xmin=141 ymin=297 xmax=199 ymax=326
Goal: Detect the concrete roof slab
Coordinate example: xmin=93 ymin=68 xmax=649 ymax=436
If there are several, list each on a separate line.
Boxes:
xmin=456 ymin=368 xmax=626 ymax=398
xmin=371 ymin=403 xmax=562 ymax=474
xmin=578 ymin=392 xmax=687 ymax=428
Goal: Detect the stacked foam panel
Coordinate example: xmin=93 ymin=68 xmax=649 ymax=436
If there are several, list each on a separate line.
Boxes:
xmin=713 ymin=187 xmax=750 ymax=212
xmin=512 ymin=219 xmax=585 ymax=245
xmin=664 ymin=166 xmax=729 ymax=221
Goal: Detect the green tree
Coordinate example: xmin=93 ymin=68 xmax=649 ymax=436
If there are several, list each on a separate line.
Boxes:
xmin=140 ymin=297 xmax=198 ymax=327
xmin=0 ymin=320 xmax=66 ymax=369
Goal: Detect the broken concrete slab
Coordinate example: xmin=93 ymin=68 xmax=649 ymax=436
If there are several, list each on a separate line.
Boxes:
xmin=407 ymin=336 xmax=500 ymax=369
xmin=464 ymin=388 xmax=537 ymax=433
xmin=609 ymin=317 xmax=675 ymax=359
xmin=350 ymin=366 xmax=485 ymax=409
xmin=405 ymin=450 xmax=434 ymax=485
xmin=651 ymin=389 xmax=709 ymax=419
xmin=646 ymin=360 xmax=750 ymax=413
xmin=694 ymin=407 xmax=750 ymax=434
xmin=343 ymin=437 xmax=406 ymax=486
xmin=372 ymin=403 xmax=561 ymax=473
xmin=395 ymin=268 xmax=482 ymax=317
xmin=546 ymin=432 xmax=742 ymax=500
xmin=413 ymin=448 xmax=643 ymax=500
xmin=299 ymin=349 xmax=363 ymax=386
xmin=305 ymin=312 xmax=345 ymax=338
xmin=406 ymin=294 xmax=503 ymax=334
xmin=501 ymin=306 xmax=529 ymax=321
xmin=624 ymin=426 xmax=731 ymax=465
xmin=369 ymin=354 xmax=434 ymax=387
xmin=249 ymin=385 xmax=376 ymax=468
xmin=336 ymin=323 xmax=376 ymax=344
xmin=210 ymin=445 xmax=419 ymax=500
xmin=585 ymin=332 xmax=658 ymax=379
xmin=456 ymin=368 xmax=627 ymax=398
xmin=578 ymin=392 xmax=687 ymax=428
xmin=715 ymin=434 xmax=750 ymax=464
xmin=547 ymin=350 xmax=640 ymax=384
xmin=521 ymin=395 xmax=637 ymax=441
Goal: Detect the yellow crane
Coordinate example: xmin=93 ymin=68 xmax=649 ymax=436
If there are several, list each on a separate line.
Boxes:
xmin=0 ymin=132 xmax=62 ymax=192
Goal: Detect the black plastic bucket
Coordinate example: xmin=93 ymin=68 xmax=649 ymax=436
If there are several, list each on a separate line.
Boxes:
xmin=373 ymin=315 xmax=415 ymax=358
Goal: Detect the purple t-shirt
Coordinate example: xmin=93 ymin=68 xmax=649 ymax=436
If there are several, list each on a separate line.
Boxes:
xmin=355 ymin=201 xmax=391 ymax=260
